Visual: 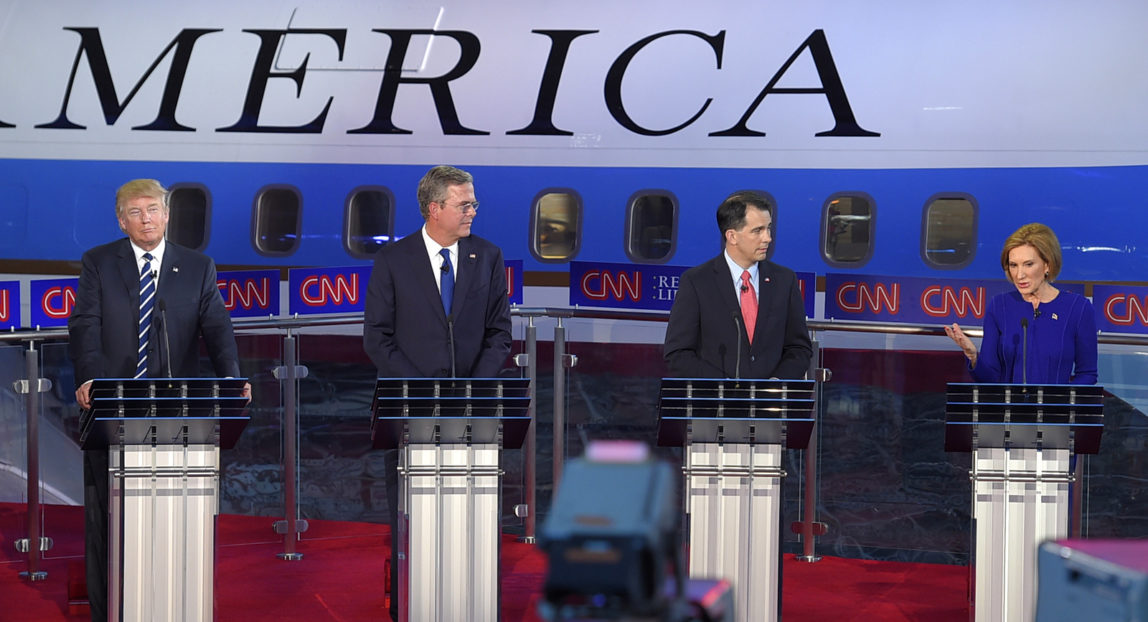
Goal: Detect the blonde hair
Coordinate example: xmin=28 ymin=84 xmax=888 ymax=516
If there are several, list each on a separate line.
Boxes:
xmin=115 ymin=179 xmax=168 ymax=219
xmin=1000 ymin=223 xmax=1062 ymax=282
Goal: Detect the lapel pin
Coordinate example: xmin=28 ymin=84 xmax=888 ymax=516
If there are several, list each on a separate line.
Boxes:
xmin=172 ymin=266 xmax=179 ymax=273
xmin=1051 ymin=313 xmax=1058 ymax=320
xmin=763 ymin=277 xmax=770 ymax=283
xmin=469 ymin=253 xmax=476 ymax=260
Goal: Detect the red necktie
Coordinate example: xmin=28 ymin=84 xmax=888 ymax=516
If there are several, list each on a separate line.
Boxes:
xmin=740 ymin=270 xmax=757 ymax=344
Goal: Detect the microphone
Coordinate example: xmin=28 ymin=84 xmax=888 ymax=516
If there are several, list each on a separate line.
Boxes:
xmin=446 ymin=315 xmax=457 ymax=378
xmin=740 ymin=283 xmax=748 ymax=293
xmin=1020 ymin=317 xmax=1028 ymax=385
xmin=157 ymin=298 xmax=173 ymax=379
xmin=1034 ymin=308 xmax=1042 ymax=318
xmin=731 ymin=311 xmax=742 ymax=381
xmin=440 ymin=261 xmax=450 ymax=273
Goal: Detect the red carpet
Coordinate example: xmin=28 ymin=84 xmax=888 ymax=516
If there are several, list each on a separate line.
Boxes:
xmin=0 ymin=503 xmax=967 ymax=621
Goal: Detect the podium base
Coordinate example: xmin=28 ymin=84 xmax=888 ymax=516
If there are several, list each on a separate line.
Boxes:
xmin=971 ymin=447 xmax=1070 ymax=622
xmin=685 ymin=442 xmax=784 ymax=622
xmin=400 ymin=442 xmax=502 ymax=622
xmin=109 ymin=443 xmax=219 ymax=622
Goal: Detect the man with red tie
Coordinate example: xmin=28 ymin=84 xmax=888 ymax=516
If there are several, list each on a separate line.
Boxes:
xmin=664 ymin=191 xmax=811 ymax=379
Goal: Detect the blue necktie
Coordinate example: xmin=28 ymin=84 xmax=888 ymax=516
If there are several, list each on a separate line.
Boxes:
xmin=136 ymin=253 xmax=155 ymax=378
xmin=439 ymin=248 xmax=454 ymax=314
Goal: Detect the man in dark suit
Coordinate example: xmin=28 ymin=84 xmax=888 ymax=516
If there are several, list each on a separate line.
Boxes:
xmin=665 ymin=191 xmax=812 ymax=379
xmin=362 ymin=165 xmax=512 ymax=621
xmin=67 ymin=178 xmax=246 ymax=622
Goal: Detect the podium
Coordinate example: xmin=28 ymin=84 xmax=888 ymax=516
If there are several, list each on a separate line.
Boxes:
xmin=656 ymin=378 xmax=816 ymax=622
xmin=81 ymin=377 xmax=249 ymax=622
xmin=944 ymin=382 xmax=1104 ymax=622
xmin=370 ymin=377 xmax=531 ymax=622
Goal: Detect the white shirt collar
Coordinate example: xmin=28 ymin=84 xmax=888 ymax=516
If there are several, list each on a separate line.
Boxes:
xmin=130 ymin=238 xmax=166 ymax=276
xmin=723 ymin=250 xmax=758 ymax=294
xmin=420 ymin=226 xmax=458 ymax=276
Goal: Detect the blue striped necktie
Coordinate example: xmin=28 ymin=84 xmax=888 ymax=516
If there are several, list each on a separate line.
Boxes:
xmin=439 ymin=248 xmax=454 ymax=314
xmin=136 ymin=253 xmax=155 ymax=378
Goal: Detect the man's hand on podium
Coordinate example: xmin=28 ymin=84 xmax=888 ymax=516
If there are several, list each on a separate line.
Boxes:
xmin=76 ymin=380 xmax=93 ymax=410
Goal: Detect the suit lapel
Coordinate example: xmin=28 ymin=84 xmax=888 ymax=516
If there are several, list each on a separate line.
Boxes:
xmin=451 ymin=238 xmax=478 ymax=318
xmin=710 ymin=255 xmax=741 ymax=326
xmin=752 ymin=261 xmax=774 ymax=350
xmin=404 ymin=233 xmax=447 ymax=321
xmin=156 ymin=243 xmax=177 ymax=301
xmin=116 ymin=239 xmax=141 ymax=309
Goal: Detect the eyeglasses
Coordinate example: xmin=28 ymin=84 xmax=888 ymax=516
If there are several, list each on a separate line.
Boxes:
xmin=444 ymin=201 xmax=479 ymax=214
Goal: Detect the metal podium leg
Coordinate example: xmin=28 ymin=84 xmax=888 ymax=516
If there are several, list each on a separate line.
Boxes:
xmin=402 ymin=442 xmax=502 ymax=622
xmin=685 ymin=442 xmax=784 ymax=622
xmin=972 ymin=447 xmax=1070 ymax=622
xmin=111 ymin=443 xmax=219 ymax=622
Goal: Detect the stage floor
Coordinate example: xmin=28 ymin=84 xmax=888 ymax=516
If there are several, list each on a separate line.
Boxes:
xmin=0 ymin=503 xmax=968 ymax=621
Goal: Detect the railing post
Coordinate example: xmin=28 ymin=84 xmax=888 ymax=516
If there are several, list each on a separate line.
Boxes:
xmin=795 ymin=334 xmax=829 ymax=562
xmin=552 ymin=318 xmax=566 ymax=492
xmin=515 ymin=318 xmax=538 ymax=542
xmin=15 ymin=339 xmax=52 ymax=581
xmin=273 ymin=330 xmax=309 ymax=560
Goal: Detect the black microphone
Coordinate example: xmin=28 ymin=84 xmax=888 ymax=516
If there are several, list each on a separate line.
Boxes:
xmin=441 ymin=262 xmax=449 ymax=273
xmin=1034 ymin=308 xmax=1042 ymax=318
xmin=1020 ymin=317 xmax=1028 ymax=385
xmin=740 ymin=283 xmax=748 ymax=293
xmin=446 ymin=314 xmax=457 ymax=378
xmin=731 ymin=311 xmax=742 ymax=381
xmin=157 ymin=298 xmax=173 ymax=379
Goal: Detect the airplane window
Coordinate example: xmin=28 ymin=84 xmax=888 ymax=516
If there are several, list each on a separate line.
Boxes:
xmin=252 ymin=185 xmax=302 ymax=256
xmin=344 ymin=187 xmax=394 ymax=258
xmin=167 ymin=183 xmax=210 ymax=251
xmin=625 ymin=191 xmax=678 ymax=263
xmin=530 ymin=190 xmax=582 ymax=262
xmin=922 ymin=195 xmax=977 ymax=268
xmin=821 ymin=193 xmax=874 ymax=267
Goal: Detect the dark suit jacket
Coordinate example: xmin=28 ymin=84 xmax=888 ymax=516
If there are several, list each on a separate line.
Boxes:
xmin=68 ymin=238 xmax=241 ymax=382
xmin=664 ymin=254 xmax=812 ymax=379
xmin=363 ymin=230 xmax=512 ymax=378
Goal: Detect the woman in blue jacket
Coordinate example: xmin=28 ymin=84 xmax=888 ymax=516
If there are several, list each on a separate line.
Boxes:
xmin=945 ymin=223 xmax=1097 ymax=385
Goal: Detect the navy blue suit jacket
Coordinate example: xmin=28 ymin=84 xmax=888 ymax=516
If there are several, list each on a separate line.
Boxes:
xmin=68 ymin=238 xmax=241 ymax=383
xmin=363 ymin=230 xmax=512 ymax=378
xmin=664 ymin=254 xmax=812 ymax=379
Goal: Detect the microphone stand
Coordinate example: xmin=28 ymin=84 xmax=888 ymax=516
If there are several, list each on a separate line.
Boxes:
xmin=731 ymin=312 xmax=742 ymax=381
xmin=447 ymin=315 xmax=457 ymax=379
xmin=1020 ymin=317 xmax=1028 ymax=385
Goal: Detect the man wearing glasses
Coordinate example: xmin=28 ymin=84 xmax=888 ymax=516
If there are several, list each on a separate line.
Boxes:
xmin=362 ymin=165 xmax=512 ymax=621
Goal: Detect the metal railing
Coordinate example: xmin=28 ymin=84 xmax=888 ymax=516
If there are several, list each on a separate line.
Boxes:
xmin=5 ymin=310 xmax=1146 ymax=578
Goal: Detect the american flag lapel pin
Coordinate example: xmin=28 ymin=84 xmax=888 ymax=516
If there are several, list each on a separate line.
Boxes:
xmin=172 ymin=266 xmax=179 ymax=273
xmin=469 ymin=253 xmax=477 ymax=260
xmin=1052 ymin=313 xmax=1058 ymax=320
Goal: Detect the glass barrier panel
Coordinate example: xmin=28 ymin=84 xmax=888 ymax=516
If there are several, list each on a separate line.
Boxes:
xmin=39 ymin=340 xmax=85 ymax=562
xmin=1083 ymin=342 xmax=1148 ymax=538
xmin=220 ymin=331 xmax=286 ymax=532
xmin=0 ymin=343 xmax=29 ymax=506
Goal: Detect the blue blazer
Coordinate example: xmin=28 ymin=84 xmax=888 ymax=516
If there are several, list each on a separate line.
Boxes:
xmin=363 ymin=231 xmax=512 ymax=378
xmin=970 ymin=290 xmax=1097 ymax=384
xmin=664 ymin=254 xmax=812 ymax=379
xmin=68 ymin=238 xmax=241 ymax=383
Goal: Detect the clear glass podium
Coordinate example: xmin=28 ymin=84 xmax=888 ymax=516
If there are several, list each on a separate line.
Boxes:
xmin=944 ymin=382 xmax=1104 ymax=622
xmin=81 ymin=377 xmax=249 ymax=622
xmin=657 ymin=378 xmax=816 ymax=622
xmin=370 ymin=377 xmax=531 ymax=622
